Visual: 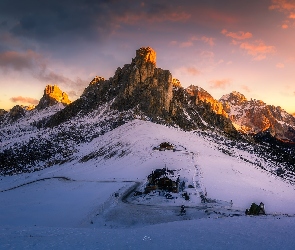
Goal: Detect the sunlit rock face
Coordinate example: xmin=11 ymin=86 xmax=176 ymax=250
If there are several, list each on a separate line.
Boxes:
xmin=135 ymin=47 xmax=156 ymax=67
xmin=172 ymin=78 xmax=182 ymax=88
xmin=112 ymin=46 xmax=173 ymax=116
xmin=36 ymin=85 xmax=71 ymax=110
xmin=220 ymin=91 xmax=295 ymax=142
xmin=186 ymin=85 xmax=228 ymax=117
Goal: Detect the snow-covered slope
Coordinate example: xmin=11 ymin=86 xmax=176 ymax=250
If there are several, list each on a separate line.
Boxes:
xmin=2 ymin=119 xmax=295 ymax=213
xmin=1 ymin=120 xmax=295 ymax=249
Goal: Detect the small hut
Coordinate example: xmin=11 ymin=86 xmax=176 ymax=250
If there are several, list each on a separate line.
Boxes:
xmin=145 ymin=167 xmax=179 ymax=193
xmin=245 ymin=202 xmax=266 ymax=215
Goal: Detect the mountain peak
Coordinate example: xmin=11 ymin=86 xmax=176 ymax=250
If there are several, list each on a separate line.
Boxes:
xmin=44 ymin=47 xmax=238 ymax=136
xmin=135 ymin=47 xmax=156 ymax=67
xmin=220 ymin=91 xmax=247 ymax=106
xmin=36 ymin=85 xmax=71 ymax=110
xmin=220 ymin=91 xmax=295 ymax=142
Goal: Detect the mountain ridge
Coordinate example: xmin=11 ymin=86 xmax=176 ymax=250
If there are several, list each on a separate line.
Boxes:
xmin=1 ymin=47 xmax=295 ymax=177
xmin=42 ymin=47 xmax=237 ymax=136
xmin=219 ymin=91 xmax=295 ymax=142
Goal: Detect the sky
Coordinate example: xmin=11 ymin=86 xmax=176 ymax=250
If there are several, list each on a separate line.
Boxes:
xmin=0 ymin=0 xmax=294 ymax=114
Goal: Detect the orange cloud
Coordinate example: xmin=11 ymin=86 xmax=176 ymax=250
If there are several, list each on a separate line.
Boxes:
xmin=269 ymin=0 xmax=295 ymax=12
xmin=276 ymin=62 xmax=285 ymax=68
xmin=209 ymin=78 xmax=231 ymax=89
xmin=172 ymin=35 xmax=215 ymax=48
xmin=201 ymin=36 xmax=215 ymax=46
xmin=269 ymin=0 xmax=295 ymax=28
xmin=240 ymin=40 xmax=276 ymax=60
xmin=186 ymin=67 xmax=201 ymax=76
xmin=221 ymin=29 xmax=253 ymax=40
xmin=195 ymin=8 xmax=237 ymax=25
xmin=10 ymin=96 xmax=39 ymax=105
xmin=241 ymin=85 xmax=251 ymax=93
xmin=282 ymin=23 xmax=289 ymax=28
xmin=180 ymin=41 xmax=194 ymax=48
xmin=169 ymin=41 xmax=178 ymax=46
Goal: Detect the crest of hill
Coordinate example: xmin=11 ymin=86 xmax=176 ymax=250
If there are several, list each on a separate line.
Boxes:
xmin=36 ymin=85 xmax=71 ymax=110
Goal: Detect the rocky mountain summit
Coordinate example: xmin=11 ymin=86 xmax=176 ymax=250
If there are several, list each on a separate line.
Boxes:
xmin=220 ymin=91 xmax=295 ymax=142
xmin=36 ymin=85 xmax=71 ymax=110
xmin=0 ymin=85 xmax=71 ymax=126
xmin=45 ymin=47 xmax=237 ymax=136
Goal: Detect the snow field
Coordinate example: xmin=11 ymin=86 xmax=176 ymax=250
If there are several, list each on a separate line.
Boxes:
xmin=1 ymin=216 xmax=295 ymax=250
xmin=0 ymin=178 xmax=127 ymax=228
xmin=1 ymin=119 xmax=295 ymax=248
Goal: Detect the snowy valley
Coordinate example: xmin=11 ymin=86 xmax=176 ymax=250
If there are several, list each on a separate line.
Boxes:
xmin=2 ymin=119 xmax=295 ymax=249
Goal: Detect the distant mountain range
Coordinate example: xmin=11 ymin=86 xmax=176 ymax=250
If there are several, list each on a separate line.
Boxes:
xmin=1 ymin=47 xmax=295 ymax=176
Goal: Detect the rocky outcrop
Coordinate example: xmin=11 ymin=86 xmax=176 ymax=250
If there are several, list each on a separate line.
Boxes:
xmin=36 ymin=85 xmax=71 ymax=110
xmin=0 ymin=109 xmax=7 ymax=124
xmin=0 ymin=109 xmax=7 ymax=116
xmin=112 ymin=47 xmax=173 ymax=118
xmin=0 ymin=105 xmax=38 ymax=125
xmin=8 ymin=105 xmax=26 ymax=122
xmin=186 ymin=86 xmax=228 ymax=117
xmin=220 ymin=91 xmax=295 ymax=142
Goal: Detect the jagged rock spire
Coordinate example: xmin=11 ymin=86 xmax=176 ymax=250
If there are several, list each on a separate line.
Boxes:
xmin=36 ymin=85 xmax=71 ymax=110
xmin=113 ymin=46 xmax=173 ymax=114
xmin=135 ymin=47 xmax=156 ymax=68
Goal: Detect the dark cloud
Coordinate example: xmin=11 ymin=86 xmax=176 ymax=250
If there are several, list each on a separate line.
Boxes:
xmin=0 ymin=21 xmax=7 ymax=27
xmin=0 ymin=0 xmax=116 ymax=43
xmin=0 ymin=49 xmax=88 ymax=98
xmin=0 ymin=50 xmax=41 ymax=71
xmin=0 ymin=0 xmax=273 ymax=51
xmin=0 ymin=0 xmax=193 ymax=46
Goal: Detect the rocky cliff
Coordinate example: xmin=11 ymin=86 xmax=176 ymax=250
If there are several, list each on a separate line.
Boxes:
xmin=186 ymin=85 xmax=228 ymax=117
xmin=220 ymin=91 xmax=295 ymax=142
xmin=111 ymin=46 xmax=173 ymax=118
xmin=36 ymin=85 xmax=71 ymax=110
